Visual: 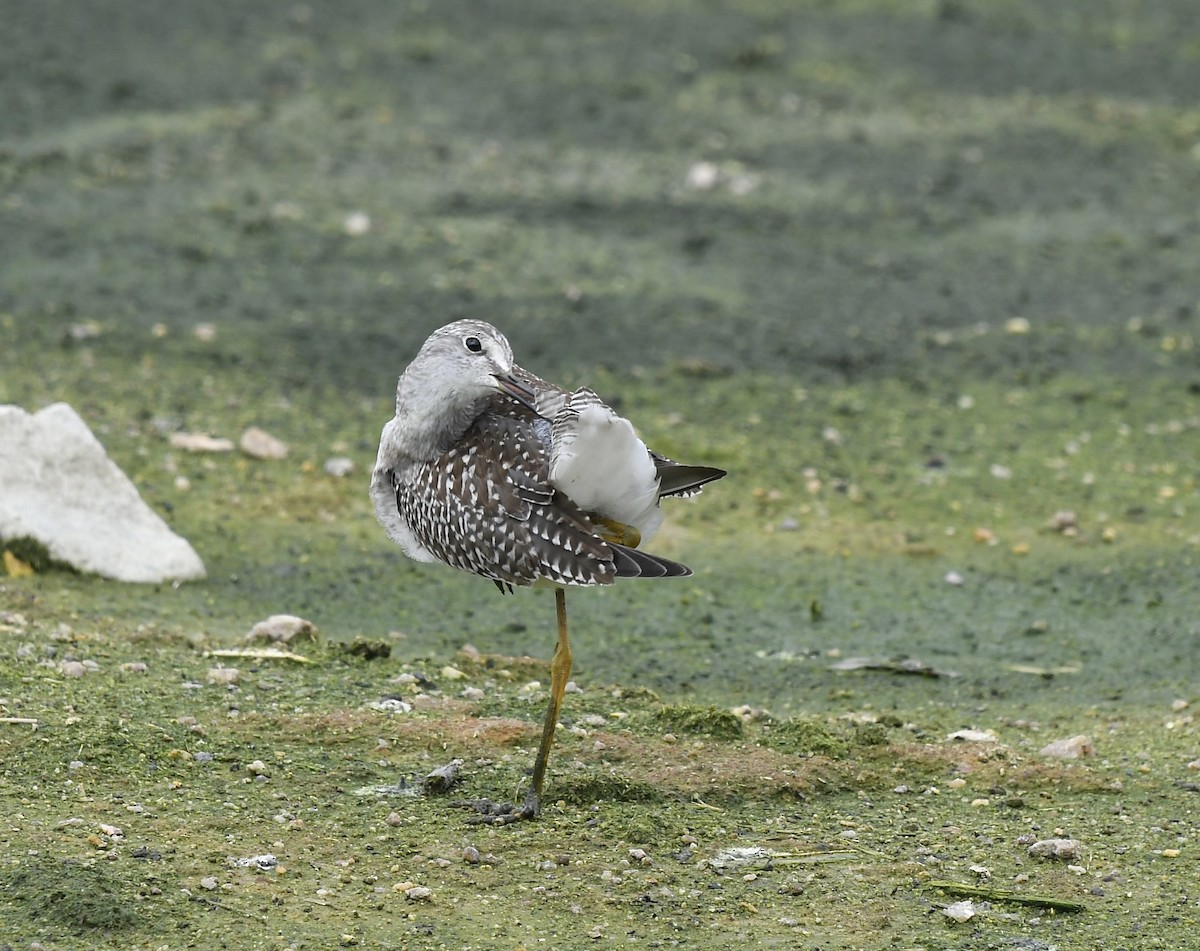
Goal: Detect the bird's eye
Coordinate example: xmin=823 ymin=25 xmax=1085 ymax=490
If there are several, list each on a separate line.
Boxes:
xmin=464 ymin=336 xmax=483 ymax=353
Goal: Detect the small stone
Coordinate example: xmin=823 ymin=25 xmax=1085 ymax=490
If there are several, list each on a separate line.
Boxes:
xmin=385 ymin=812 xmax=404 ymax=827
xmin=1005 ymin=317 xmax=1031 ymax=334
xmin=59 ymin=660 xmax=87 ymax=678
xmin=947 ymin=728 xmax=997 ymax=743
xmin=323 ymin=456 xmax=356 ymax=478
xmin=170 ymin=432 xmax=235 ymax=453
xmin=207 ymin=666 xmax=240 ymax=685
xmin=462 ymin=846 xmax=481 ymax=865
xmin=245 ymin=759 xmax=269 ymax=776
xmin=245 ymin=614 xmax=318 ymax=644
xmin=1049 ymin=510 xmax=1078 ymax=532
xmin=192 ymin=323 xmax=218 ymax=342
xmin=942 ymin=899 xmax=978 ymax=922
xmin=239 ymin=427 xmax=289 ymax=461
xmin=199 ymin=876 xmax=219 ymax=890
xmin=404 ymin=885 xmax=432 ymax=901
xmin=1028 ymin=838 xmax=1083 ymax=861
xmin=121 ymin=662 xmax=148 ymax=674
xmin=344 ymin=211 xmax=372 ymax=235
xmin=685 ymin=161 xmax=719 ymax=190
xmin=1039 ymin=735 xmax=1095 ymax=759
xmin=440 ymin=665 xmax=466 ymax=681
xmin=944 ymin=570 xmax=965 ymax=586
xmin=423 ymin=759 xmax=463 ymax=794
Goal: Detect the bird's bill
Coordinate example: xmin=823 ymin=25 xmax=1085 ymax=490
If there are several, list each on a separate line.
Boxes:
xmin=494 ymin=372 xmax=537 ymax=410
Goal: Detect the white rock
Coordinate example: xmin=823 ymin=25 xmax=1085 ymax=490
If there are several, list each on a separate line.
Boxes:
xmin=323 ymin=456 xmax=356 ymax=477
xmin=245 ymin=614 xmax=318 ymax=644
xmin=1039 ymin=734 xmax=1095 ymax=759
xmin=685 ymin=161 xmax=720 ymax=191
xmin=0 ymin=404 xmax=206 ymax=583
xmin=942 ymin=899 xmax=978 ymax=922
xmin=1028 ymin=837 xmax=1083 ymax=861
xmin=344 ymin=211 xmax=372 ymax=235
xmin=947 ymin=728 xmax=998 ymax=743
xmin=169 ymin=432 xmax=235 ymax=453
xmin=239 ymin=426 xmax=289 ymax=460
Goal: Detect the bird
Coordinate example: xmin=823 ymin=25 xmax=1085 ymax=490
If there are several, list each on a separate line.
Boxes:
xmin=370 ymin=319 xmax=725 ymax=823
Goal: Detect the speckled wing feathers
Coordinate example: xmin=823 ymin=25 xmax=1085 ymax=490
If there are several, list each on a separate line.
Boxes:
xmin=390 ymin=398 xmax=621 ymax=588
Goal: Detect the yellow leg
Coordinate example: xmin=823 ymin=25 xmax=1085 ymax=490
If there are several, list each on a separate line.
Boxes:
xmin=469 ymin=586 xmax=571 ymax=824
xmin=525 ymin=586 xmax=572 ymax=811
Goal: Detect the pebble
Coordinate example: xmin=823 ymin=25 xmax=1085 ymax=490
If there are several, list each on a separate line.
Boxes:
xmin=59 ymin=660 xmax=87 ymax=678
xmin=944 ymin=570 xmax=965 ymax=586
xmin=947 ymin=728 xmax=998 ymax=743
xmin=942 ymin=899 xmax=978 ymax=922
xmin=239 ymin=426 xmax=289 ymax=460
xmin=233 ymin=854 xmax=277 ymax=871
xmin=245 ymin=614 xmax=318 ymax=644
xmin=423 ymin=760 xmax=463 ymax=794
xmin=1028 ymin=838 xmax=1083 ymax=861
xmin=207 ymin=666 xmax=240 ymax=685
xmin=370 ymin=698 xmax=412 ymax=714
xmin=324 ymin=456 xmax=356 ymax=478
xmin=344 ymin=211 xmax=372 ymax=236
xmin=403 ymin=886 xmax=432 ymax=902
xmin=1039 ymin=735 xmax=1095 ymax=759
xmin=685 ymin=161 xmax=720 ymax=191
xmin=170 ymin=432 xmax=235 ymax=453
xmin=1048 ymin=510 xmax=1078 ymax=533
xmin=120 ymin=662 xmax=148 ymax=674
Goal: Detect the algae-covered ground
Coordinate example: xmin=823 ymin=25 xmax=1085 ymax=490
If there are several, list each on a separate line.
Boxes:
xmin=2 ymin=1 xmax=1199 ymax=947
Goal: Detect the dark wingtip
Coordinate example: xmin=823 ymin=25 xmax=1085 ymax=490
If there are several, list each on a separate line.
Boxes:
xmin=612 ymin=544 xmax=693 ymax=579
xmin=656 ymin=464 xmax=727 ymax=498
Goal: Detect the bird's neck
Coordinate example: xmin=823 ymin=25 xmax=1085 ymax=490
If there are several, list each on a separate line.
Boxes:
xmin=393 ymin=372 xmax=487 ymax=459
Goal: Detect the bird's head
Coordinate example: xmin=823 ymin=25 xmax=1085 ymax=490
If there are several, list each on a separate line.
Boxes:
xmin=397 ymin=319 xmax=535 ymax=425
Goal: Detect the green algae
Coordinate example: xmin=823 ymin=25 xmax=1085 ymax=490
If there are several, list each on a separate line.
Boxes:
xmin=4 ymin=858 xmax=141 ymax=931
xmin=655 ymin=702 xmax=745 ymax=740
xmin=2 ymin=0 xmax=1200 ymax=947
xmin=761 ymin=716 xmax=852 ymax=757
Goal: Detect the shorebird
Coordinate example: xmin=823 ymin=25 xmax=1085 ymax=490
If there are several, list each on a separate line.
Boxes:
xmin=370 ymin=320 xmax=725 ymax=823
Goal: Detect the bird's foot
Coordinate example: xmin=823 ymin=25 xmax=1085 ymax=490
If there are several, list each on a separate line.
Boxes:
xmin=457 ymin=790 xmax=542 ymax=825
